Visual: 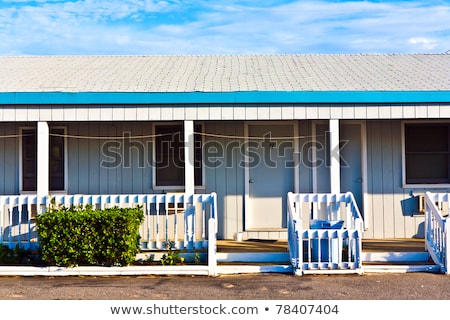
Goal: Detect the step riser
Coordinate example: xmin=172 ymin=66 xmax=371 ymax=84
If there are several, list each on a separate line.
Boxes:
xmin=362 ymin=252 xmax=430 ymax=263
xmin=217 ymin=252 xmax=431 ymax=263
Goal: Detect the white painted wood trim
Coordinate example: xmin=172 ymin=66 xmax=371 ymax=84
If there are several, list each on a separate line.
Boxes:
xmin=184 ymin=120 xmax=195 ymax=195
xmin=293 ymin=122 xmax=300 ymax=193
xmin=37 ymin=121 xmax=49 ymax=197
xmin=329 ymin=119 xmax=340 ymax=194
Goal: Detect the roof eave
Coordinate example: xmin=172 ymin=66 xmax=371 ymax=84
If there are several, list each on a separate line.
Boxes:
xmin=0 ymin=90 xmax=449 ymax=105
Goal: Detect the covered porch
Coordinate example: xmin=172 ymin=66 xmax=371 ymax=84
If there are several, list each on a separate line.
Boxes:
xmin=0 ymin=191 xmax=448 ymax=276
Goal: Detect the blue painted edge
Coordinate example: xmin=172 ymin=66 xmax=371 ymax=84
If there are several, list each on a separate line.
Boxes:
xmin=0 ymin=91 xmax=449 ymax=105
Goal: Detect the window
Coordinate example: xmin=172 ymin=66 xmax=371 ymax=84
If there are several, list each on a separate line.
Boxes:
xmin=21 ymin=127 xmax=66 ymax=192
xmin=49 ymin=128 xmax=65 ymax=190
xmin=22 ymin=129 xmax=37 ymax=192
xmin=404 ymin=123 xmax=450 ymax=184
xmin=155 ymin=124 xmax=202 ymax=187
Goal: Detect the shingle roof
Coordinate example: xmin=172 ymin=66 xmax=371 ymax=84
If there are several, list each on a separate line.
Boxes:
xmin=0 ymin=54 xmax=449 ymax=93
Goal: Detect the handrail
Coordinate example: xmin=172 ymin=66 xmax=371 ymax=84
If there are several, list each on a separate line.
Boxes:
xmin=424 ymin=192 xmax=449 ymax=274
xmin=287 ymin=192 xmax=302 ymax=273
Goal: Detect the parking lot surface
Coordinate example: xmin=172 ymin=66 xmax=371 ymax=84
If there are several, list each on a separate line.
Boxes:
xmin=0 ymin=272 xmax=449 ymax=300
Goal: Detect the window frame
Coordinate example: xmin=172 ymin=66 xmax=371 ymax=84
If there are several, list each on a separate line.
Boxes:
xmin=152 ymin=122 xmax=204 ymax=191
xmin=19 ymin=127 xmax=37 ymax=193
xmin=402 ymin=120 xmax=450 ymax=188
xmin=19 ymin=125 xmax=68 ymax=194
xmin=49 ymin=126 xmax=68 ymax=193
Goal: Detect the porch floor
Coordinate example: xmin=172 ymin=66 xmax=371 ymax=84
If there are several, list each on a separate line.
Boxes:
xmin=216 ymin=238 xmax=426 ymax=253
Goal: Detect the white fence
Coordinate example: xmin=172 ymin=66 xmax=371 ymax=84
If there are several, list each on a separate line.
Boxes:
xmin=287 ymin=192 xmax=364 ymax=275
xmin=0 ymin=193 xmax=217 ymax=252
xmin=424 ymin=192 xmax=449 ymax=274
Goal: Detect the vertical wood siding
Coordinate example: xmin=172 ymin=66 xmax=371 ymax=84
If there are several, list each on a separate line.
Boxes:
xmin=365 ymin=120 xmax=450 ymax=239
xmin=66 ymin=122 xmax=153 ymax=195
xmin=0 ymin=123 xmax=19 ymax=194
xmin=204 ymin=121 xmax=245 ymax=239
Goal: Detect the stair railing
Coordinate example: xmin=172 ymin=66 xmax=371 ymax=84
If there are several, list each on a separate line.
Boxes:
xmin=424 ymin=192 xmax=449 ymax=274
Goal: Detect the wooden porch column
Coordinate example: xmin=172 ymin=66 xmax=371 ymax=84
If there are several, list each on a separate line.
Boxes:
xmin=184 ymin=120 xmax=195 ymax=195
xmin=329 ymin=119 xmax=340 ymax=194
xmin=37 ymin=121 xmax=49 ymax=197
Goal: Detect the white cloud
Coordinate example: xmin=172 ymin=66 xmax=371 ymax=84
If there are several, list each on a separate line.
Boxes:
xmin=408 ymin=37 xmax=439 ymax=50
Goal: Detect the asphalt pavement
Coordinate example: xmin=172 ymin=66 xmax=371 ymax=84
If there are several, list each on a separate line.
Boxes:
xmin=0 ymin=272 xmax=449 ymax=300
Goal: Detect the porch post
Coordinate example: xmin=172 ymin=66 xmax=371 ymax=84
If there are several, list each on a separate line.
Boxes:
xmin=37 ymin=121 xmax=49 ymax=197
xmin=184 ymin=120 xmax=195 ymax=195
xmin=329 ymin=119 xmax=340 ymax=194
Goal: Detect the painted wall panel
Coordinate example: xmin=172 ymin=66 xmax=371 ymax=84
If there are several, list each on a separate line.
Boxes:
xmin=269 ymin=104 xmax=282 ymax=119
xmin=197 ymin=105 xmax=209 ymax=120
xmin=245 ymin=106 xmax=258 ymax=120
xmin=380 ymin=121 xmax=396 ymax=238
xmin=221 ymin=105 xmax=234 ymax=120
xmin=0 ymin=123 xmax=19 ymax=194
xmin=298 ymin=120 xmax=313 ymax=193
xmin=342 ymin=106 xmax=354 ymax=119
xmin=354 ymin=105 xmax=367 ymax=119
xmin=3 ymin=103 xmax=450 ymax=122
xmin=148 ymin=106 xmax=161 ymax=120
xmin=5 ymin=108 xmax=17 ymax=121
xmin=440 ymin=105 xmax=450 ymax=118
xmin=318 ymin=105 xmax=330 ymax=119
xmin=233 ymin=105 xmax=246 ymax=120
xmin=257 ymin=105 xmax=270 ymax=120
xmin=293 ymin=105 xmax=306 ymax=119
xmin=208 ymin=106 xmax=222 ymax=120
xmin=364 ymin=120 xmax=450 ymax=239
xmin=427 ymin=105 xmax=440 ymax=118
xmin=15 ymin=107 xmax=27 ymax=121
xmin=281 ymin=105 xmax=294 ymax=120
xmin=52 ymin=106 xmax=65 ymax=121
xmin=315 ymin=123 xmax=331 ymax=193
xmin=76 ymin=107 xmax=89 ymax=121
xmin=330 ymin=105 xmax=342 ymax=119
xmin=66 ymin=122 xmax=154 ymax=195
xmin=403 ymin=106 xmax=416 ymax=118
xmin=63 ymin=107 xmax=77 ymax=121
xmin=185 ymin=106 xmax=197 ymax=120
xmin=367 ymin=121 xmax=385 ymax=238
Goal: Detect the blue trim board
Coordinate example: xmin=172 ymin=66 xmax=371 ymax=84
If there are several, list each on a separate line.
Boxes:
xmin=0 ymin=90 xmax=449 ymax=105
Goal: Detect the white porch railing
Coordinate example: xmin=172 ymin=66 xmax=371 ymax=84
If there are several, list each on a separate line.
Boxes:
xmin=424 ymin=192 xmax=449 ymax=274
xmin=287 ymin=192 xmax=364 ymax=275
xmin=0 ymin=193 xmax=217 ymax=252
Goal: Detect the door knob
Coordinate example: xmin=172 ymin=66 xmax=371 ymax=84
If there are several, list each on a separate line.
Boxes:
xmin=249 ymin=179 xmax=255 ymax=184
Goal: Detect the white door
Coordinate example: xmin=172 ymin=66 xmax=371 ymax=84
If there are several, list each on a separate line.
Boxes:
xmin=340 ymin=123 xmax=364 ymax=212
xmin=246 ymin=124 xmax=294 ymax=230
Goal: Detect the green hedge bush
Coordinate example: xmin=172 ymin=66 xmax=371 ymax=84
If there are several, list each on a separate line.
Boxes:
xmin=36 ymin=205 xmax=144 ymax=267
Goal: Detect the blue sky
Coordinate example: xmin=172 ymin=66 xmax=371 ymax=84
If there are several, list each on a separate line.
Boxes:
xmin=0 ymin=0 xmax=449 ymax=55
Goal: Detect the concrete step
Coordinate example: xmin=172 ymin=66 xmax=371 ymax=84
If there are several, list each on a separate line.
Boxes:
xmin=361 ymin=264 xmax=441 ymax=273
xmin=362 ymin=251 xmax=431 ymax=263
xmin=217 ymin=252 xmax=290 ymax=263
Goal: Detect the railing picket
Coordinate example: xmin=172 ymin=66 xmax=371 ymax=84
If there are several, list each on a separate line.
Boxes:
xmin=424 ymin=192 xmax=448 ymax=274
xmin=0 ymin=193 xmax=217 ymax=254
xmin=288 ymin=192 xmax=363 ymax=274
